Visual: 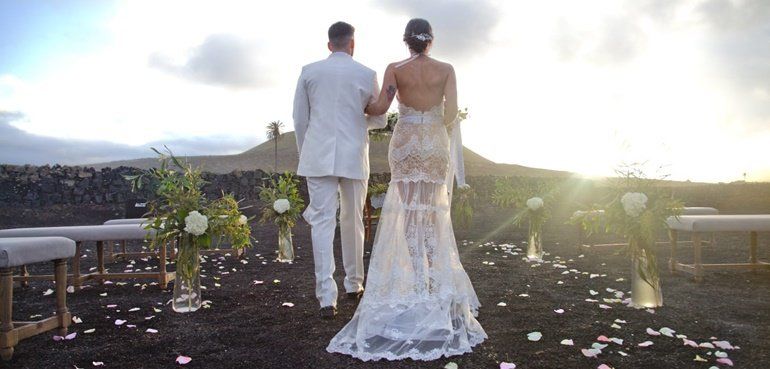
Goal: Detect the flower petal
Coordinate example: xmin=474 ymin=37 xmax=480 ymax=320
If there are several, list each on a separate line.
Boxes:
xmin=527 ymin=332 xmax=542 ymax=341
xmin=176 ymin=355 xmax=192 ymax=365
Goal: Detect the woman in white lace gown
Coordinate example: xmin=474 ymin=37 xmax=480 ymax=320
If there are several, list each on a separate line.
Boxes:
xmin=327 ymin=18 xmax=487 ymax=362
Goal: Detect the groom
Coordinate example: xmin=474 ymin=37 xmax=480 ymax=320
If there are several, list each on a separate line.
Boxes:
xmin=293 ymin=21 xmax=386 ymax=319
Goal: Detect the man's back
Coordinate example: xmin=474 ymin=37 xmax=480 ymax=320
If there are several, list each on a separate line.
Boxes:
xmin=293 ymin=52 xmax=380 ymax=180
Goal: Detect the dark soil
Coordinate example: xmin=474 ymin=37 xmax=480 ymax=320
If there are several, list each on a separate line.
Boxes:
xmin=1 ymin=205 xmax=769 ymax=369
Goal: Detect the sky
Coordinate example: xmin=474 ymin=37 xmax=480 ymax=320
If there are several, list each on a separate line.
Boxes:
xmin=0 ymin=0 xmax=768 ymax=182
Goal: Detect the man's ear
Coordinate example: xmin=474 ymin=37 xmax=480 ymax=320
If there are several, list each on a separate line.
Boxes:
xmin=327 ymin=41 xmax=334 ymax=52
xmin=350 ymin=39 xmax=355 ymax=54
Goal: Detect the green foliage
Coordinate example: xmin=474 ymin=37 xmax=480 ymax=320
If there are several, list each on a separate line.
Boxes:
xmin=367 ymin=182 xmax=389 ymax=197
xmin=258 ymin=172 xmax=305 ymax=229
xmin=452 ymin=185 xmax=475 ymax=230
xmin=581 ymin=164 xmax=683 ymax=287
xmin=492 ymin=177 xmax=558 ymax=230
xmin=124 ymin=147 xmax=253 ymax=281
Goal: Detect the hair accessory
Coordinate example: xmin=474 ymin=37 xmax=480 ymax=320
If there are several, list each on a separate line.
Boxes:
xmin=410 ymin=33 xmax=433 ymax=42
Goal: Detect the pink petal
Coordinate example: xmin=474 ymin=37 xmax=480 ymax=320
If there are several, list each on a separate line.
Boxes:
xmin=554 ymin=309 xmax=564 ymax=314
xmin=717 ymin=358 xmax=734 ymax=366
xmin=581 ymin=348 xmax=600 ymax=358
xmin=53 ymin=335 xmax=63 ymax=341
xmin=713 ymin=340 xmax=735 ymax=350
xmin=683 ymin=339 xmax=698 ymax=348
xmin=500 ymin=363 xmax=516 ymax=369
xmin=93 ymin=362 xmax=105 ymax=366
xmin=597 ymin=335 xmax=611 ymax=342
xmin=598 ymin=365 xmax=612 ymax=369
xmin=638 ymin=341 xmax=654 ymax=347
xmin=146 ymin=328 xmax=158 ymax=334
xmin=176 ymin=355 xmax=192 ymax=365
xmin=65 ymin=332 xmax=77 ymax=340
xmin=114 ymin=319 xmax=126 ymax=326
xmin=646 ymin=328 xmax=660 ymax=336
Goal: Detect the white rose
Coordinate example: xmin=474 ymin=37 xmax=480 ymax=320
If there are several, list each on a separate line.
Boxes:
xmin=621 ymin=192 xmax=648 ymax=217
xmin=238 ymin=215 xmax=248 ymax=225
xmin=526 ymin=197 xmax=544 ymax=211
xmin=273 ymin=199 xmax=291 ymax=214
xmin=184 ymin=210 xmax=208 ymax=236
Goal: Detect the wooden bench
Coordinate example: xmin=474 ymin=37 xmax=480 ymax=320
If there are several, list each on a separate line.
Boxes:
xmin=0 ymin=237 xmax=75 ymax=360
xmin=0 ymin=225 xmax=174 ymax=289
xmin=667 ymin=215 xmax=770 ymax=281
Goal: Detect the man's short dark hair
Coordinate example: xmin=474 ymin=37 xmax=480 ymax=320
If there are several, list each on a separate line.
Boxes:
xmin=328 ymin=21 xmax=355 ymax=49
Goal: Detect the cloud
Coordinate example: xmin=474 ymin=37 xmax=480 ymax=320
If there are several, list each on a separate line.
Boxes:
xmin=149 ymin=34 xmax=267 ymax=88
xmin=375 ymin=0 xmax=502 ymax=60
xmin=697 ymin=0 xmax=770 ymax=131
xmin=0 ymin=111 xmax=263 ymax=166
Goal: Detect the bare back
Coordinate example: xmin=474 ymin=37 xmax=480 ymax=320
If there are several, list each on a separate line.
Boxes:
xmin=366 ymin=54 xmax=458 ymax=126
xmin=393 ymin=55 xmax=450 ymax=111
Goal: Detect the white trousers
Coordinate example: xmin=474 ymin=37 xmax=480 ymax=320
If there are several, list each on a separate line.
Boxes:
xmin=304 ymin=176 xmax=367 ymax=308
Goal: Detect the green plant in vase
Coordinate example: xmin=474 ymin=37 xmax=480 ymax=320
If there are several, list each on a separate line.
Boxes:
xmin=492 ymin=178 xmax=555 ymax=261
xmin=259 ymin=172 xmax=305 ymax=263
xmin=125 ymin=147 xmax=253 ymax=313
xmin=583 ymin=166 xmax=682 ymax=308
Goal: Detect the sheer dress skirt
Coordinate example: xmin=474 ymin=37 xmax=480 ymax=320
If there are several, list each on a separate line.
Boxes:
xmin=327 ymin=111 xmax=487 ymax=361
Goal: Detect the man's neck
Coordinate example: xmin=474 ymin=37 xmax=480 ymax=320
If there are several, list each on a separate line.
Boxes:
xmin=330 ymin=49 xmax=352 ymax=56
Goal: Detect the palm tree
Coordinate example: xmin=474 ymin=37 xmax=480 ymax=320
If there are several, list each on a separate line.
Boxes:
xmin=265 ymin=121 xmax=284 ymax=172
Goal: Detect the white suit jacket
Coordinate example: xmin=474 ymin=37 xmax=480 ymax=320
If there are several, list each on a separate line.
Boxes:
xmin=293 ymin=52 xmax=387 ymax=180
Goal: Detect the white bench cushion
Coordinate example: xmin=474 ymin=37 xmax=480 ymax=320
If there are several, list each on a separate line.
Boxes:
xmin=0 ymin=224 xmax=154 ymax=242
xmin=0 ymin=237 xmax=76 ymax=268
xmin=682 ymin=207 xmax=719 ymax=215
xmin=667 ymin=215 xmax=770 ymax=232
xmin=104 ymin=218 xmax=149 ymax=226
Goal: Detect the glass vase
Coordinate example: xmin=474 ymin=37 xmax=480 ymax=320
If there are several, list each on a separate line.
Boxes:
xmin=630 ymin=238 xmax=663 ymax=308
xmin=527 ymin=221 xmax=544 ymax=260
xmin=277 ymin=224 xmax=294 ymax=263
xmin=173 ymin=235 xmax=202 ymax=313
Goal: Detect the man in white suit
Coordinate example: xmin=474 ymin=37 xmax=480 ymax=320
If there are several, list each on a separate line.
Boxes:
xmin=293 ymin=21 xmax=387 ymax=319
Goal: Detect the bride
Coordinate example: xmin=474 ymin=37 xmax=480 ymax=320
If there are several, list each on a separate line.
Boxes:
xmin=327 ymin=18 xmax=487 ymax=361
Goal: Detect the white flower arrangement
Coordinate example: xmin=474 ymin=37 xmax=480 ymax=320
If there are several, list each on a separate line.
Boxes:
xmin=273 ymin=199 xmax=291 ymax=214
xmin=621 ymin=192 xmax=648 ymax=217
xmin=526 ymin=197 xmax=544 ymax=211
xmin=184 ymin=211 xmax=208 ymax=236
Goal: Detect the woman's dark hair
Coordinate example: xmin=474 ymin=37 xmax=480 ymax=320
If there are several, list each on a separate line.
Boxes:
xmin=403 ymin=18 xmax=433 ymax=54
xmin=328 ymin=21 xmax=355 ymax=49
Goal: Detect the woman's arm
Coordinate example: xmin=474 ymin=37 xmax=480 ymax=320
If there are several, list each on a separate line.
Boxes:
xmin=443 ymin=64 xmax=458 ymax=127
xmin=365 ymin=64 xmax=397 ymax=116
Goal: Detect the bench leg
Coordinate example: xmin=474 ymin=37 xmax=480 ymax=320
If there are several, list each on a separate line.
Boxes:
xmin=0 ymin=268 xmax=15 ymax=361
xmin=750 ymin=231 xmax=758 ymax=264
xmin=72 ymin=242 xmax=82 ymax=290
xmin=693 ymin=233 xmax=703 ymax=282
xmin=669 ymin=230 xmax=678 ymax=273
xmin=54 ymin=259 xmax=70 ymax=336
xmin=108 ymin=242 xmax=114 ymax=263
xmin=159 ymin=241 xmax=168 ymax=289
xmin=96 ymin=241 xmax=106 ymax=284
xmin=20 ymin=265 xmax=29 ymax=288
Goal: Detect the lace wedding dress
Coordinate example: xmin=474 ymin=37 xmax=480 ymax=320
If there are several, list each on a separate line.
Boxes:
xmin=326 ymin=103 xmax=487 ymax=361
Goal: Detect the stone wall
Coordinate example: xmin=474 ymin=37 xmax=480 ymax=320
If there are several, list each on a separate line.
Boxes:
xmin=2 ymin=164 xmax=769 ymax=217
xmin=0 ymin=164 xmax=271 ymax=208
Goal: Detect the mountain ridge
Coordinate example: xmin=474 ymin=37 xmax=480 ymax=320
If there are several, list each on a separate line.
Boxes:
xmin=88 ymin=131 xmax=572 ymax=177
